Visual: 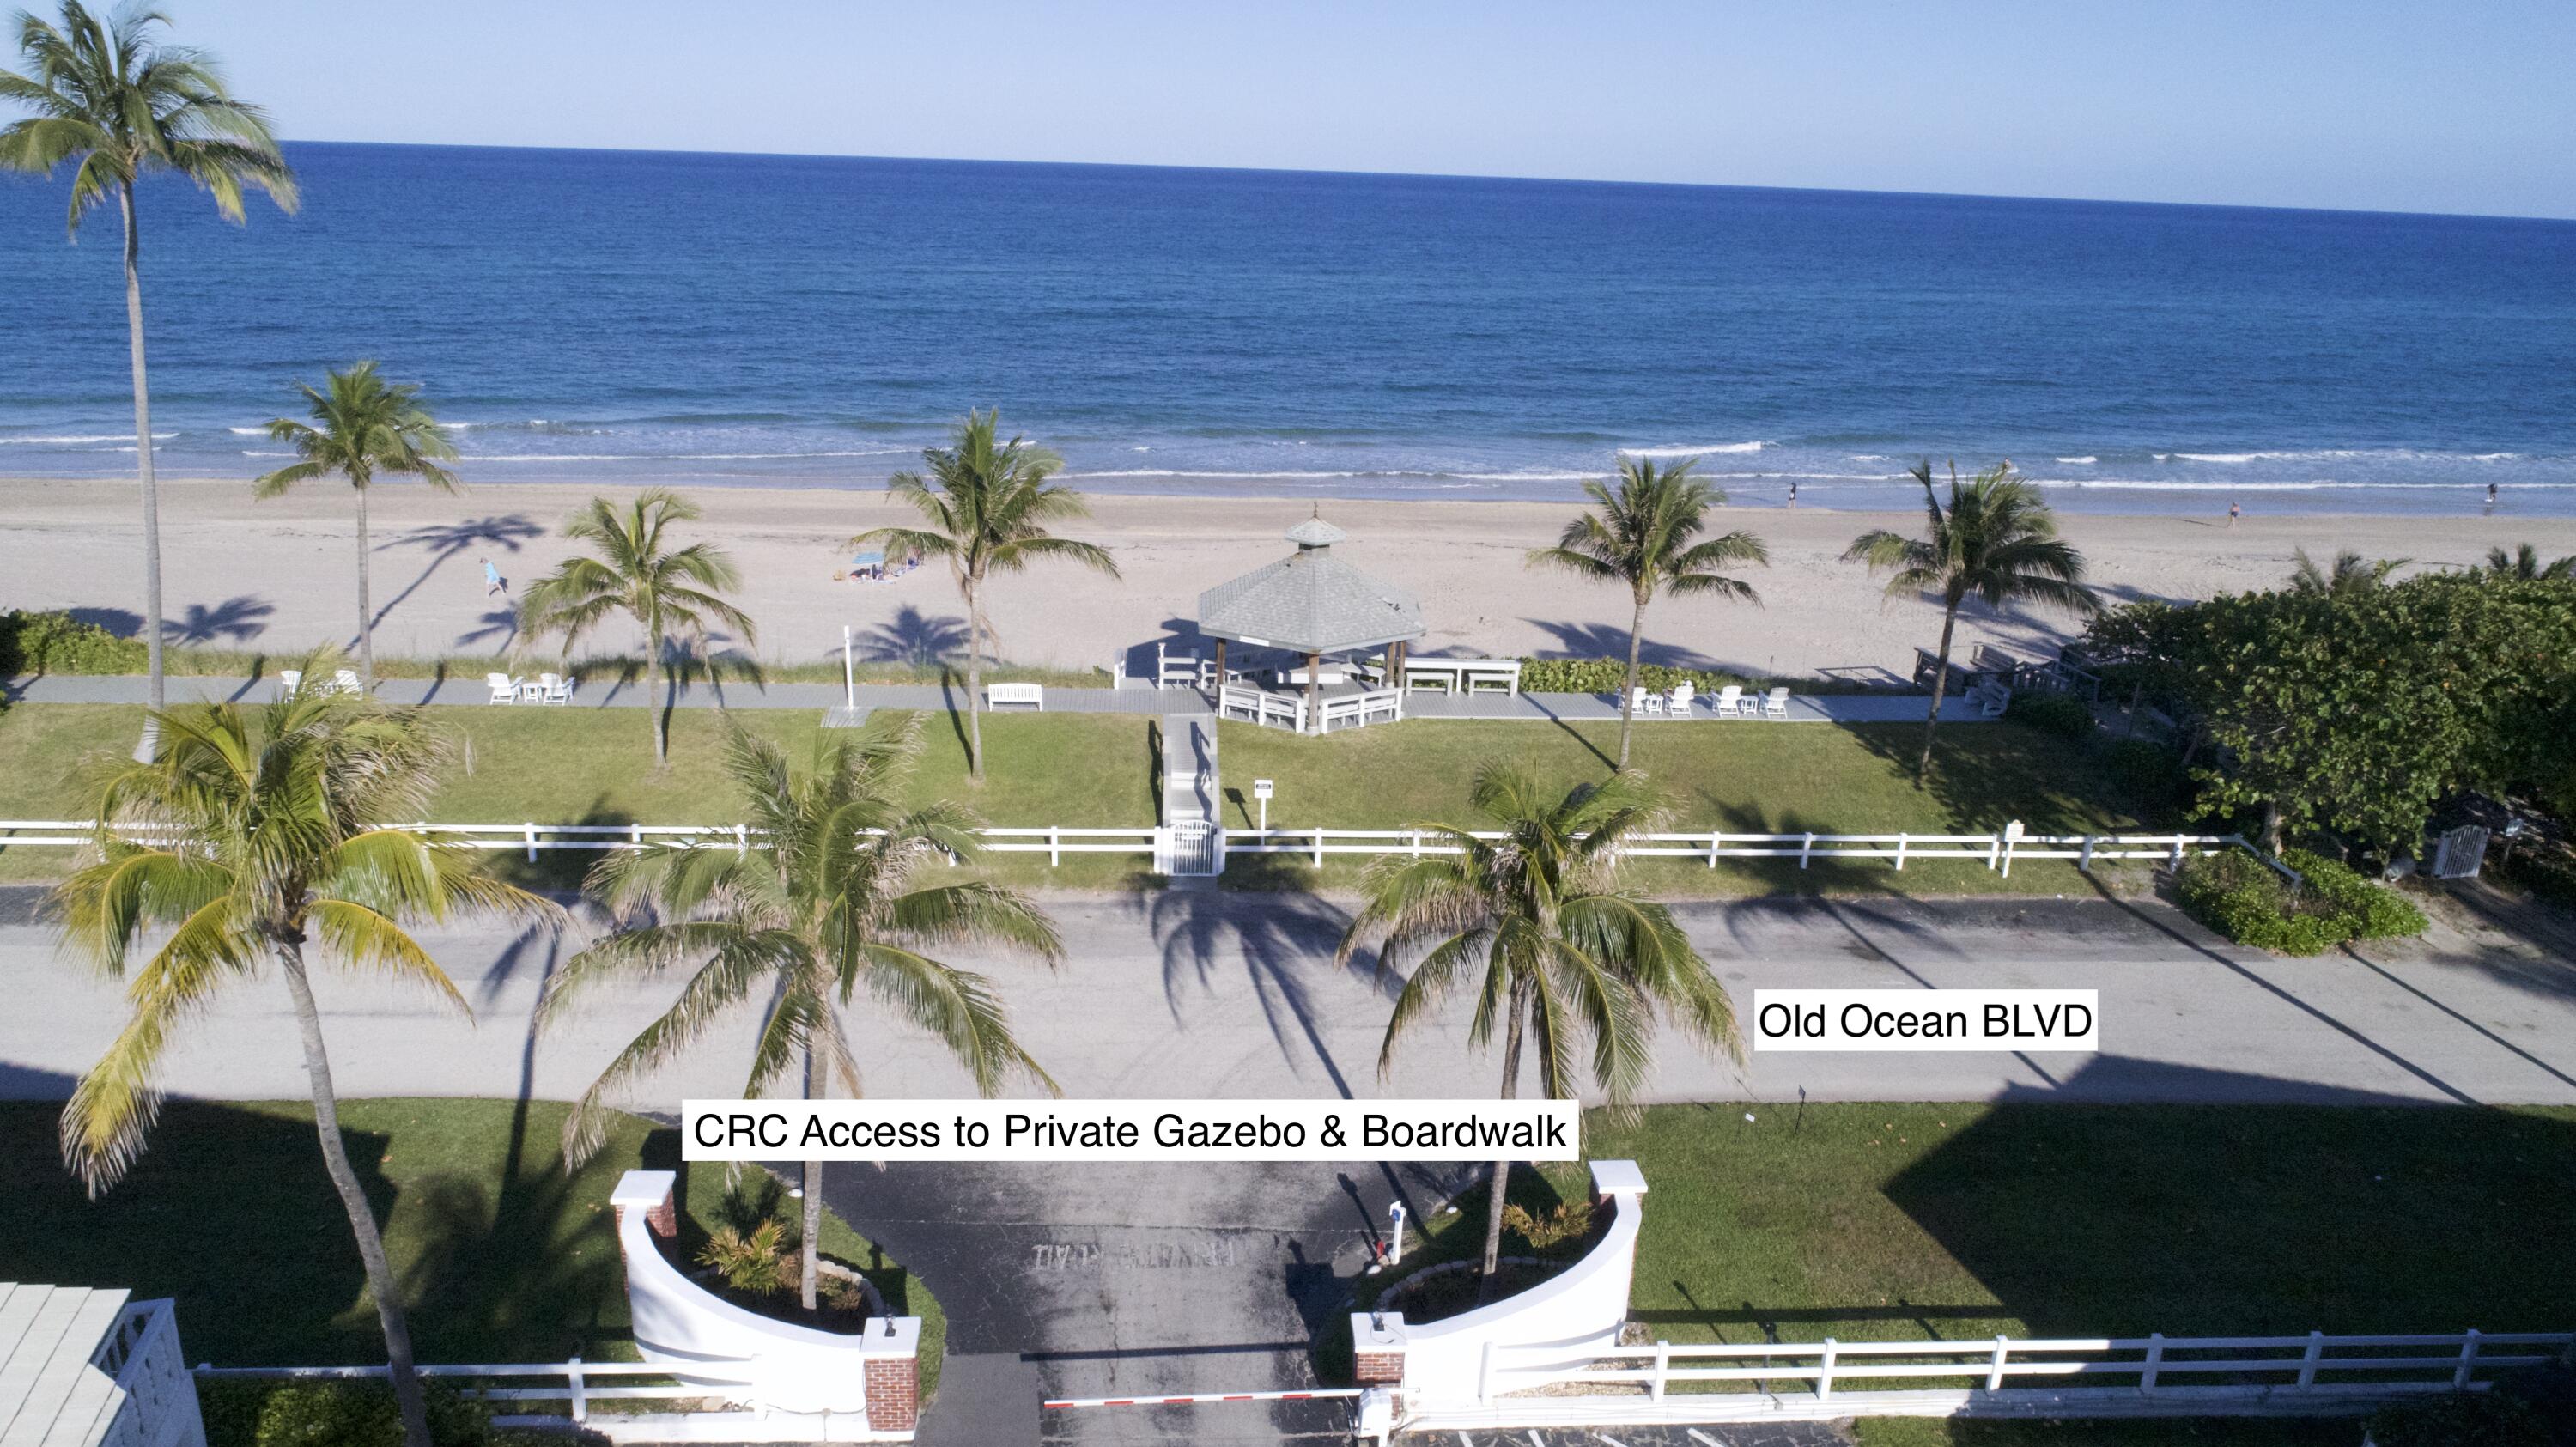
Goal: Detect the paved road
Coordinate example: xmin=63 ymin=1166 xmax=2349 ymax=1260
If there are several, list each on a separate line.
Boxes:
xmin=6 ymin=886 xmax=2569 ymax=1443
xmin=4 ymin=890 xmax=2569 ymax=1108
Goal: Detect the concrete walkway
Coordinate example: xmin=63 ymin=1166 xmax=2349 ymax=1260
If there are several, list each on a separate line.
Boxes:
xmin=4 ymin=672 xmax=1989 ymax=724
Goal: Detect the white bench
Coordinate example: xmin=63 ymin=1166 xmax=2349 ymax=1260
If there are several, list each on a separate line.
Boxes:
xmin=987 ymin=683 xmax=1045 ymax=711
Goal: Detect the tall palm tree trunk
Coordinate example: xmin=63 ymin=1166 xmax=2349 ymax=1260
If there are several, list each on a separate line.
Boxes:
xmin=645 ymin=612 xmax=669 ymax=767
xmin=276 ymin=940 xmax=434 ymax=1447
xmin=119 ymin=184 xmax=164 ymax=763
xmin=1917 ymin=600 xmax=1961 ymax=779
xmin=354 ymin=483 xmax=374 ymax=688
xmin=963 ymin=577 xmax=987 ymax=781
xmin=799 ymin=1042 xmax=823 ymax=1312
xmin=1617 ymin=592 xmax=1648 ymax=769
xmin=1479 ymin=978 xmax=1534 ymax=1294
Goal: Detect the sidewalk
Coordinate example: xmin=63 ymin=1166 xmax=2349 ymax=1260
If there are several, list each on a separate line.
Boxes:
xmin=5 ymin=672 xmax=1988 ymax=723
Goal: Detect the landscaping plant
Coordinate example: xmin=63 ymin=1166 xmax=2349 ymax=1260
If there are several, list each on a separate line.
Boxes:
xmin=53 ymin=672 xmax=555 ymax=1447
xmin=1526 ymin=455 xmax=1765 ymax=769
xmin=0 ymin=0 xmax=295 ymax=761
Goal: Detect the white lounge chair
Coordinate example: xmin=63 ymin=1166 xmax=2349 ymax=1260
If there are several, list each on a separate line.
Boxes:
xmin=1763 ymin=685 xmax=1790 ymax=718
xmin=1714 ymin=684 xmax=1743 ymax=717
xmin=486 ymin=672 xmax=519 ymax=704
xmin=276 ymin=669 xmax=301 ymax=698
xmin=1668 ymin=681 xmax=1695 ymax=714
xmin=1631 ymin=687 xmax=1663 ymax=716
xmin=331 ymin=668 xmax=364 ymax=696
xmin=538 ymin=672 xmax=574 ymax=705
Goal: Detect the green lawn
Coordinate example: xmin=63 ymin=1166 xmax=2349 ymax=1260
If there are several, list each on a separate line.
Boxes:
xmin=1348 ymin=1103 xmax=2576 ymax=1443
xmin=1219 ymin=717 xmax=2155 ymax=896
xmin=0 ymin=702 xmax=1159 ymax=889
xmin=0 ymin=1098 xmax=945 ymax=1395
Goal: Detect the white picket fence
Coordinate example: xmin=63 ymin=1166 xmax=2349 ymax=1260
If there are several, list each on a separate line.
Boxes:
xmin=1398 ymin=1328 xmax=2575 ymax=1432
xmin=0 ymin=818 xmax=2249 ymax=877
xmin=192 ymin=1360 xmax=904 ymax=1443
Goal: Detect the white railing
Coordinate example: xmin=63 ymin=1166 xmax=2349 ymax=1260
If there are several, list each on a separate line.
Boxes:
xmin=1440 ymin=1328 xmax=2573 ymax=1420
xmin=192 ymin=1359 xmax=916 ymax=1443
xmin=0 ymin=819 xmax=2254 ymax=876
xmin=1318 ymin=687 xmax=1405 ymax=731
xmin=194 ymin=1359 xmax=744 ymax=1419
xmin=0 ymin=819 xmax=1157 ymax=866
xmin=1218 ymin=683 xmax=1304 ymax=731
xmin=1228 ymin=825 xmax=2245 ymax=875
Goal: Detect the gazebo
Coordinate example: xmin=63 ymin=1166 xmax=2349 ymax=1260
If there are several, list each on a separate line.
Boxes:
xmin=1196 ymin=515 xmax=1425 ymax=732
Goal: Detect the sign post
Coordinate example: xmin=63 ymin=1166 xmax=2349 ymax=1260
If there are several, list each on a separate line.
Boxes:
xmin=1253 ymin=778 xmax=1273 ymax=833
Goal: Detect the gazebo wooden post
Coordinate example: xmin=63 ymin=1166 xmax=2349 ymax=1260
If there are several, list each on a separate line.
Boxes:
xmin=1389 ymin=639 xmax=1406 ymax=690
xmin=1212 ymin=637 xmax=1226 ymax=690
xmin=1306 ymin=650 xmax=1322 ymax=734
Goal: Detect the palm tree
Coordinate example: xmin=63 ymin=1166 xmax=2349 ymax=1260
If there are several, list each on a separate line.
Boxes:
xmin=518 ymin=489 xmax=756 ymax=768
xmin=2484 ymin=544 xmax=2574 ymax=582
xmin=1844 ymin=461 xmax=2097 ymax=778
xmin=54 ymin=670 xmax=551 ymax=1447
xmin=545 ymin=717 xmax=1060 ymax=1309
xmin=2288 ymin=547 xmax=2409 ymax=596
xmin=1336 ymin=762 xmax=1737 ymax=1291
xmin=1527 ymin=456 xmax=1765 ymax=769
xmin=1 ymin=2 xmax=295 ymax=762
xmin=253 ymin=362 xmax=460 ymax=689
xmin=849 ymin=410 xmax=1120 ymax=781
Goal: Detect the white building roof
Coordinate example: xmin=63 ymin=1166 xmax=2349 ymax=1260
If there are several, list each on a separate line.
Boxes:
xmin=1196 ymin=516 xmax=1425 ymax=654
xmin=0 ymin=1284 xmax=131 ymax=1447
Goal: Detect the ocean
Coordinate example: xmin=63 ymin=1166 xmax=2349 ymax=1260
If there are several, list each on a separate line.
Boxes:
xmin=5 ymin=142 xmax=2574 ymax=515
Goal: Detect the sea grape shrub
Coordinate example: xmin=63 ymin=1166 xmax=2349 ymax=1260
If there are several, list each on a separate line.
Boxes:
xmin=2173 ymin=848 xmax=2426 ymax=955
xmin=2003 ymin=689 xmax=2094 ymax=741
xmin=1514 ymin=657 xmax=1753 ymax=695
xmin=2103 ymin=739 xmax=2190 ymax=815
xmin=0 ymin=609 xmax=148 ymax=676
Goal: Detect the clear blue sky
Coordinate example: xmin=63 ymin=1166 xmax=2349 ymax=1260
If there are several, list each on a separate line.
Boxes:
xmin=146 ymin=0 xmax=2576 ymax=219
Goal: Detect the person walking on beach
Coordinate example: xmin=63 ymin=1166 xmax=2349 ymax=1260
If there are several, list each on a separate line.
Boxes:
xmin=483 ymin=556 xmax=507 ymax=596
xmin=1788 ymin=480 xmax=1799 ymax=508
xmin=2227 ymin=501 xmax=2240 ymax=528
xmin=2487 ymin=481 xmax=2500 ymax=509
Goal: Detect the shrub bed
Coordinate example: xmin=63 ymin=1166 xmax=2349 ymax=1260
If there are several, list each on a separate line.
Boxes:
xmin=2173 ymin=847 xmax=2427 ymax=955
xmin=197 ymin=1378 xmax=580 ymax=1447
xmin=2002 ymin=689 xmax=2095 ymax=741
xmin=0 ymin=610 xmax=149 ymax=676
xmin=1514 ymin=657 xmax=1754 ymax=695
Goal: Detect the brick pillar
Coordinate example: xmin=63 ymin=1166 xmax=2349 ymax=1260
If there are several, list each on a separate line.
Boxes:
xmin=1349 ymin=1311 xmax=1408 ymax=1386
xmin=862 ymin=1318 xmax=923 ymax=1432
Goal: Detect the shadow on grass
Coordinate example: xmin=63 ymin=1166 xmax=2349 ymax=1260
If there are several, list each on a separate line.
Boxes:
xmin=1847 ymin=720 xmax=2133 ymax=835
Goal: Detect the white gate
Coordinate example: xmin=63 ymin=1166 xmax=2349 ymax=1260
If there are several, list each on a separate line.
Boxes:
xmin=1156 ymin=820 xmax=1224 ymax=876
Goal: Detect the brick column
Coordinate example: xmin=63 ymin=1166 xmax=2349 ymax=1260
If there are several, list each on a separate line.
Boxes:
xmin=862 ymin=1318 xmax=923 ymax=1432
xmin=1349 ymin=1311 xmax=1408 ymax=1387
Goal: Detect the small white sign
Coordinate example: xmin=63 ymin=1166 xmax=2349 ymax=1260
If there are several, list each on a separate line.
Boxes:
xmin=1253 ymin=778 xmax=1274 ymax=799
xmin=682 ymin=1098 xmax=1582 ymax=1162
xmin=1751 ymin=989 xmax=2098 ymax=1052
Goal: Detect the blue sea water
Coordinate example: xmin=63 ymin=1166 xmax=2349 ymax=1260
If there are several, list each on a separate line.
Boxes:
xmin=5 ymin=142 xmax=2575 ymax=514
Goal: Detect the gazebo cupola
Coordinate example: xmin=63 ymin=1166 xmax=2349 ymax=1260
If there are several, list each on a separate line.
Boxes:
xmin=1195 ymin=514 xmax=1425 ymax=727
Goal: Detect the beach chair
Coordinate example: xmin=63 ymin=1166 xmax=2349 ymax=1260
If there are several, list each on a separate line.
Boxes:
xmin=331 ymin=668 xmax=364 ymax=696
xmin=1668 ymin=681 xmax=1695 ymax=714
xmin=1763 ymin=685 xmax=1790 ymax=719
xmin=486 ymin=672 xmax=519 ymax=704
xmin=1714 ymin=684 xmax=1743 ymax=717
xmin=536 ymin=672 xmax=574 ymax=704
xmin=277 ymin=669 xmax=302 ymax=699
xmin=1631 ymin=686 xmax=1663 ymax=716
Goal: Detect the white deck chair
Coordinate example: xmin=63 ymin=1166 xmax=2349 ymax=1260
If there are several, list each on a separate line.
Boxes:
xmin=1631 ymin=686 xmax=1664 ymax=716
xmin=276 ymin=669 xmax=301 ymax=698
xmin=1668 ymin=681 xmax=1695 ymax=714
xmin=543 ymin=673 xmax=574 ymax=704
xmin=1714 ymin=684 xmax=1743 ymax=717
xmin=331 ymin=668 xmax=364 ymax=696
xmin=486 ymin=672 xmax=519 ymax=704
xmin=1763 ymin=685 xmax=1790 ymax=718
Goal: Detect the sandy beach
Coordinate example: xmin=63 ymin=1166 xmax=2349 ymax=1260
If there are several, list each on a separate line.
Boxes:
xmin=3 ymin=477 xmax=2572 ymax=682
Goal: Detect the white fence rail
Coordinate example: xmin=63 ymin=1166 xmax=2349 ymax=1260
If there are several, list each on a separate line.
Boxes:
xmin=192 ymin=1361 xmax=911 ymax=1443
xmin=1388 ymin=1329 xmax=2576 ymax=1435
xmin=1230 ymin=825 xmax=2247 ymax=876
xmin=0 ymin=818 xmax=2253 ymax=877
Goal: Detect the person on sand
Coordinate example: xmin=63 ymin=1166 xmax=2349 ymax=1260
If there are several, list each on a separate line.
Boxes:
xmin=2488 ymin=481 xmax=2500 ymax=509
xmin=483 ymin=557 xmax=507 ymax=595
xmin=1788 ymin=479 xmax=1799 ymax=508
xmin=2227 ymin=501 xmax=2240 ymax=528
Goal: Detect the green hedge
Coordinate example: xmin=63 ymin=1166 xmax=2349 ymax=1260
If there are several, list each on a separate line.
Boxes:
xmin=195 ymin=1379 xmax=580 ymax=1447
xmin=0 ymin=610 xmax=149 ymax=677
xmin=2173 ymin=847 xmax=2427 ymax=955
xmin=1514 ymin=658 xmax=1753 ymax=695
xmin=2002 ymin=689 xmax=2095 ymax=741
xmin=2102 ymin=738 xmax=2189 ymax=813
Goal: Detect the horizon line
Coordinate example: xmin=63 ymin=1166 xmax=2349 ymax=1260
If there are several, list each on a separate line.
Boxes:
xmin=264 ymin=137 xmax=2576 ymax=228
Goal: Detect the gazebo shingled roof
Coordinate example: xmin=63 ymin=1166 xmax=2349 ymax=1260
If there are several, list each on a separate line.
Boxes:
xmin=1196 ymin=516 xmax=1425 ymax=655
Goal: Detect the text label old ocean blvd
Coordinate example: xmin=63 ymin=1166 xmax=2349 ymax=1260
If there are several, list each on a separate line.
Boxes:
xmin=1752 ymin=989 xmax=2100 ymax=1051
xmin=680 ymin=1099 xmax=1583 ymax=1162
